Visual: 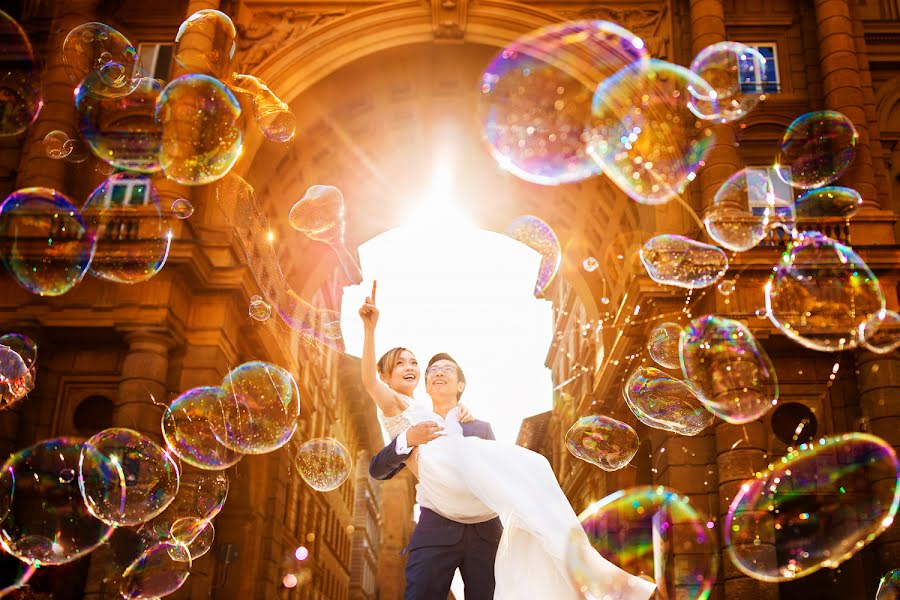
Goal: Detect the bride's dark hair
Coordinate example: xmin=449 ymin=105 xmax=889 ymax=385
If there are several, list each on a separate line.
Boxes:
xmin=377 ymin=347 xmax=414 ymax=376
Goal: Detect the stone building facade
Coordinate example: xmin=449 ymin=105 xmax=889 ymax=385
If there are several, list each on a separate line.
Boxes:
xmin=0 ymin=0 xmax=898 ymax=599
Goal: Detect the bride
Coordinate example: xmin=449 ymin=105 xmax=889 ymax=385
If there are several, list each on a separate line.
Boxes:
xmin=359 ymin=290 xmax=655 ymax=600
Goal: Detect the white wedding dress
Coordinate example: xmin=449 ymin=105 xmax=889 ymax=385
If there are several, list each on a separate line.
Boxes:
xmin=382 ymin=398 xmax=656 ymax=600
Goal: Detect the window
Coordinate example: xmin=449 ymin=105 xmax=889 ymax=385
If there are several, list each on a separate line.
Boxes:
xmin=741 ymin=43 xmax=780 ymax=94
xmin=136 ymin=43 xmax=174 ymax=80
xmin=73 ymin=395 xmax=115 ymax=434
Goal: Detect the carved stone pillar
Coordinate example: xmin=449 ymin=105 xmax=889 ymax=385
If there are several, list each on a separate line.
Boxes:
xmin=856 ymin=350 xmax=900 ymax=570
xmin=114 ymin=328 xmax=173 ymax=439
xmin=14 ymin=0 xmax=99 ymax=190
xmin=689 ymin=0 xmax=742 ymax=213
xmin=814 ymin=0 xmax=878 ymax=208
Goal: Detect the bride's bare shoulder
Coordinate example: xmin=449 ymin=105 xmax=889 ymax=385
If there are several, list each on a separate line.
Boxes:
xmin=380 ymin=392 xmax=412 ymax=418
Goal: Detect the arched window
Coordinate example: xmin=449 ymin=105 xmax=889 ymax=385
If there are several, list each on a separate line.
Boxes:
xmin=72 ymin=395 xmax=115 ymax=435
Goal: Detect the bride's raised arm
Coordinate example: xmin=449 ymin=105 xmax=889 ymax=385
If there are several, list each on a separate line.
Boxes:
xmin=359 ymin=289 xmax=406 ymax=417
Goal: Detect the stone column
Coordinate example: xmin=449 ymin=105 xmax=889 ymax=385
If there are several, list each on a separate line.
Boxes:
xmin=814 ymin=0 xmax=878 ymax=208
xmin=856 ymin=350 xmax=900 ymax=570
xmin=14 ymin=0 xmax=99 ymax=191
xmin=114 ymin=328 xmax=173 ymax=438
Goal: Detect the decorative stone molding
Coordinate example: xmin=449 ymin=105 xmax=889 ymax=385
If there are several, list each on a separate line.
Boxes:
xmin=431 ymin=0 xmax=468 ymax=40
xmin=547 ymin=3 xmax=671 ymax=59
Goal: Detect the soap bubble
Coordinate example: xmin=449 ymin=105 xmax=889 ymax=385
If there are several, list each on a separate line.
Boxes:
xmin=62 ymin=22 xmax=138 ymax=98
xmin=0 ymin=333 xmax=36 ymax=368
xmin=321 ymin=310 xmax=343 ymax=341
xmin=680 ymin=315 xmax=778 ymax=424
xmin=120 ymin=541 xmax=191 ymax=600
xmin=624 ymin=366 xmax=714 ymax=436
xmin=170 ymin=198 xmax=193 ymax=219
xmin=156 ymin=74 xmax=242 ymax=185
xmin=717 ymin=279 xmax=736 ymax=296
xmin=211 ymin=361 xmax=301 ymax=454
xmin=859 ymin=309 xmax=900 ymax=355
xmin=504 ymin=215 xmax=561 ymax=296
xmin=296 ymin=438 xmax=352 ymax=492
xmin=576 ymin=486 xmax=718 ymax=599
xmin=79 ymin=428 xmax=180 ymax=526
xmin=588 ymin=59 xmax=716 ymax=205
xmin=689 ymin=42 xmax=768 ymax=123
xmin=62 ymin=137 xmax=90 ymax=163
xmin=776 ymin=111 xmax=858 ymax=189
xmin=168 ymin=519 xmax=214 ymax=561
xmin=0 ymin=10 xmax=42 ymax=136
xmin=75 ymin=76 xmax=163 ymax=173
xmin=0 ymin=345 xmax=32 ymax=408
xmin=0 ymin=438 xmax=114 ymax=564
xmin=0 ymin=553 xmax=36 ymax=596
xmin=289 ymin=185 xmax=362 ymax=284
xmin=878 ymin=569 xmax=900 ymax=600
xmin=230 ymin=73 xmax=296 ymax=142
xmin=704 ymin=167 xmax=795 ymax=252
xmin=564 ymin=415 xmax=639 ymax=471
xmin=174 ymin=9 xmax=236 ymax=79
xmin=138 ymin=470 xmax=228 ymax=551
xmin=249 ymin=295 xmax=272 ymax=321
xmin=82 ymin=173 xmax=172 ymax=283
xmin=478 ymin=20 xmax=649 ymax=185
xmin=726 ymin=433 xmax=900 ymax=581
xmin=162 ymin=387 xmax=243 ymax=470
xmin=639 ymin=234 xmax=728 ymax=289
xmin=43 ymin=130 xmax=71 ymax=158
xmin=766 ymin=231 xmax=884 ymax=352
xmin=582 ymin=256 xmax=599 ymax=272
xmin=646 ymin=322 xmax=682 ymax=369
xmin=794 ymin=186 xmax=862 ymax=219
xmin=0 ymin=188 xmax=95 ymax=296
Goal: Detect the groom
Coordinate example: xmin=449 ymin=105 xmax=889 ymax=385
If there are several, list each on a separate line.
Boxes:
xmin=368 ymin=353 xmax=502 ymax=600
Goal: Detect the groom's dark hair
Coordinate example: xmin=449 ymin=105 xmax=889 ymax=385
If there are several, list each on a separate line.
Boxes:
xmin=428 ymin=353 xmax=466 ymax=401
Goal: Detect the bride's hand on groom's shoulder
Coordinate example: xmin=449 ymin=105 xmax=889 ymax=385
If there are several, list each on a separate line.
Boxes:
xmin=358 ymin=296 xmax=379 ymax=329
xmin=457 ymin=403 xmax=475 ymax=423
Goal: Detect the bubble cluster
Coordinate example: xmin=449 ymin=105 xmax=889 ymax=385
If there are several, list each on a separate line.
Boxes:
xmin=76 ymin=76 xmax=164 ymax=173
xmin=230 ymin=73 xmax=296 ymax=142
xmin=646 ymin=322 xmax=682 ymax=369
xmin=860 ymin=310 xmax=900 ymax=355
xmin=0 ymin=438 xmax=114 ymax=565
xmin=704 ymin=167 xmax=795 ymax=252
xmin=296 ymin=438 xmax=352 ymax=492
xmin=120 ymin=541 xmax=192 ymax=600
xmin=162 ymin=387 xmax=243 ymax=470
xmin=576 ymin=486 xmax=717 ymax=599
xmin=726 ymin=433 xmax=900 ymax=581
xmin=766 ymin=232 xmax=884 ymax=352
xmin=793 ymin=186 xmax=862 ymax=219
xmin=0 ymin=188 xmax=95 ymax=296
xmin=624 ymin=367 xmax=714 ymax=436
xmin=174 ymin=9 xmax=237 ymax=79
xmin=588 ymin=59 xmax=716 ymax=205
xmin=504 ymin=215 xmax=561 ymax=296
xmin=289 ymin=185 xmax=362 ymax=284
xmin=62 ymin=22 xmax=138 ymax=98
xmin=156 ymin=74 xmax=242 ymax=185
xmin=478 ymin=20 xmax=649 ymax=185
xmin=211 ymin=361 xmax=301 ymax=454
xmin=79 ymin=428 xmax=180 ymax=526
xmin=680 ymin=315 xmax=778 ymax=424
xmin=82 ymin=173 xmax=171 ymax=283
xmin=564 ymin=415 xmax=639 ymax=471
xmin=689 ymin=42 xmax=768 ymax=123
xmin=639 ymin=234 xmax=728 ymax=289
xmin=0 ymin=10 xmax=41 ymax=137
xmin=776 ymin=111 xmax=858 ymax=189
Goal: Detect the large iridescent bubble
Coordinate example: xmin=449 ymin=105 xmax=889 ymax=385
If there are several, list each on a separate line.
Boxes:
xmin=76 ymin=76 xmax=163 ymax=172
xmin=564 ymin=415 xmax=639 ymax=471
xmin=860 ymin=309 xmax=900 ymax=355
xmin=639 ymin=234 xmax=728 ymax=289
xmin=230 ymin=73 xmax=296 ymax=142
xmin=162 ymin=386 xmax=243 ymax=470
xmin=0 ymin=333 xmax=37 ymax=370
xmin=156 ymin=74 xmax=242 ymax=185
xmin=680 ymin=315 xmax=778 ymax=424
xmin=793 ymin=186 xmax=862 ymax=219
xmin=776 ymin=110 xmax=858 ymax=189
xmin=726 ymin=433 xmax=900 ymax=581
xmin=766 ymin=231 xmax=884 ymax=352
xmin=0 ymin=11 xmax=41 ymax=136
xmin=0 ymin=438 xmax=114 ymax=565
xmin=0 ymin=345 xmax=31 ymax=408
xmin=174 ymin=9 xmax=236 ymax=79
xmin=588 ymin=59 xmax=716 ymax=205
xmin=504 ymin=215 xmax=561 ymax=296
xmin=211 ymin=361 xmax=301 ymax=454
xmin=62 ymin=22 xmax=138 ymax=98
xmin=478 ymin=20 xmax=649 ymax=185
xmin=296 ymin=438 xmax=352 ymax=492
xmin=689 ymin=42 xmax=768 ymax=123
xmin=120 ymin=541 xmax=192 ymax=599
xmin=289 ymin=185 xmax=362 ymax=284
xmin=0 ymin=188 xmax=95 ymax=296
xmin=704 ymin=167 xmax=795 ymax=252
xmin=575 ymin=486 xmax=718 ymax=600
xmin=878 ymin=569 xmax=900 ymax=600
xmin=82 ymin=173 xmax=171 ymax=283
xmin=624 ymin=366 xmax=714 ymax=436
xmin=646 ymin=322 xmax=682 ymax=369
xmin=79 ymin=428 xmax=180 ymax=526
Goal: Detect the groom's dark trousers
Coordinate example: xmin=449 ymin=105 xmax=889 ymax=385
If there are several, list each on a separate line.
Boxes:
xmin=369 ymin=419 xmax=502 ymax=600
